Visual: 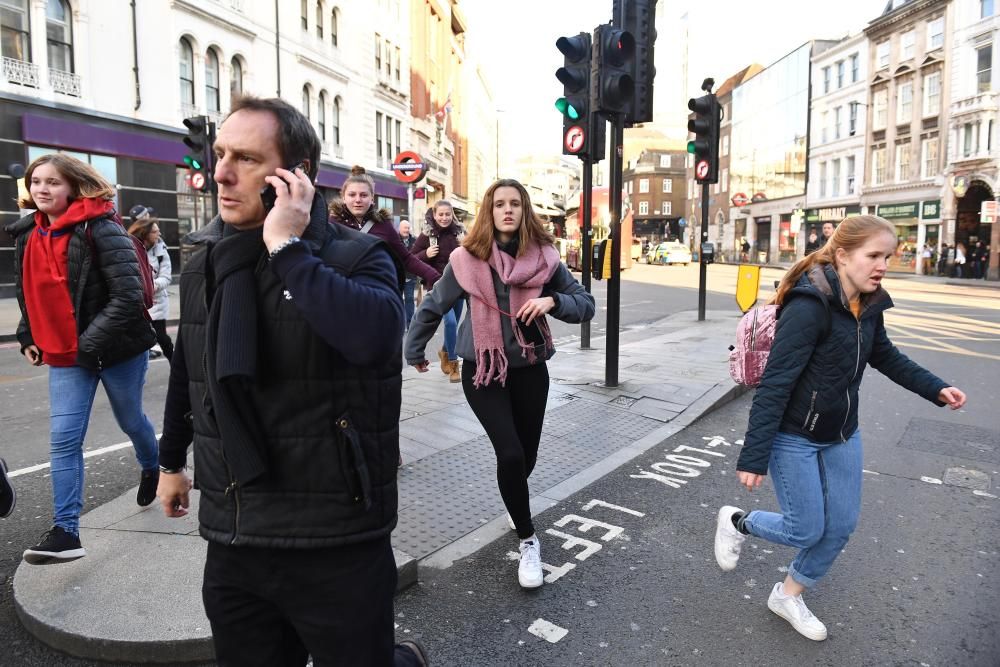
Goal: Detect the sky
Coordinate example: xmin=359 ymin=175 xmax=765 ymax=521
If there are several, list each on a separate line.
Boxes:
xmin=463 ymin=0 xmax=889 ymax=168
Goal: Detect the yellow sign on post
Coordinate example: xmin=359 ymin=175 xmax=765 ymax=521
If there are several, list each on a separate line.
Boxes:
xmin=735 ymin=264 xmax=761 ymax=313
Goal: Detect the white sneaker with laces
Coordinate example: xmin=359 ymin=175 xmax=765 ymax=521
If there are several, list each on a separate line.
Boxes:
xmin=714 ymin=505 xmax=747 ymax=571
xmin=518 ymin=536 xmax=543 ymax=589
xmin=767 ymin=582 xmax=828 ymax=641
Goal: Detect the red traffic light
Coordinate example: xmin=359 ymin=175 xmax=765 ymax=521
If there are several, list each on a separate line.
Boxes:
xmin=603 ymin=29 xmax=634 ymax=67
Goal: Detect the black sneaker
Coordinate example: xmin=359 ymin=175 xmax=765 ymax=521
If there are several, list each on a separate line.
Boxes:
xmin=0 ymin=458 xmax=15 ymax=518
xmin=23 ymin=526 xmax=86 ymax=565
xmin=396 ymin=640 xmax=429 ymax=666
xmin=137 ymin=468 xmax=159 ymax=507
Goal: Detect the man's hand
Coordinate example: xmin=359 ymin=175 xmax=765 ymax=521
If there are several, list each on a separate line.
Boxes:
xmin=263 ymin=166 xmax=314 ymax=252
xmin=22 ymin=344 xmax=42 ymax=366
xmin=158 ymin=471 xmax=193 ymax=518
xmin=938 ymin=386 xmax=966 ymax=410
xmin=737 ymin=470 xmax=765 ymax=492
xmin=516 ymin=296 xmax=556 ymax=326
xmin=411 ymin=361 xmax=430 ymax=373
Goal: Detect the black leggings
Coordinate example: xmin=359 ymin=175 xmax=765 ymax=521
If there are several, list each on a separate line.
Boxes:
xmin=151 ymin=319 xmax=174 ymax=361
xmin=462 ymin=360 xmax=549 ymax=540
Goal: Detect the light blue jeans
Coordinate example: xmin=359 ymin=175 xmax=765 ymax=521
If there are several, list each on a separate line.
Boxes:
xmin=402 ymin=278 xmax=417 ymax=332
xmin=442 ymin=299 xmax=464 ymax=362
xmin=48 ymin=352 xmax=158 ymax=535
xmin=744 ymin=430 xmax=863 ymax=588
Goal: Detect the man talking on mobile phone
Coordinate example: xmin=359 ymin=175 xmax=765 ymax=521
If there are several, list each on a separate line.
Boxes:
xmin=155 ymin=96 xmax=428 ymax=666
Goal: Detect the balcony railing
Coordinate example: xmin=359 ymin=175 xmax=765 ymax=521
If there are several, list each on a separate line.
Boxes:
xmin=2 ymin=57 xmax=39 ymax=87
xmin=48 ymin=67 xmax=81 ymax=97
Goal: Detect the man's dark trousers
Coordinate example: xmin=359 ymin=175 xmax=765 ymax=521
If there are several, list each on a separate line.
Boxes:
xmin=203 ymin=535 xmax=420 ymax=666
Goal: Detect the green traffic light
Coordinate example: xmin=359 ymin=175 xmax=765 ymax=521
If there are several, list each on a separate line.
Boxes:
xmin=686 ymin=141 xmax=696 ymax=154
xmin=555 ymin=97 xmax=581 ymax=120
xmin=183 ymin=155 xmax=203 ymax=170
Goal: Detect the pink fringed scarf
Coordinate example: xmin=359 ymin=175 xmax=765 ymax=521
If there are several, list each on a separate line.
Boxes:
xmin=449 ymin=242 xmax=561 ymax=388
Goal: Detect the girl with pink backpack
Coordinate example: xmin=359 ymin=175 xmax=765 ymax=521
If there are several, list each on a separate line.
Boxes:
xmin=714 ymin=215 xmax=967 ymax=641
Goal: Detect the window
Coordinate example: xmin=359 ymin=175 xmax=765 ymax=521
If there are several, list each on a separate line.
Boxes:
xmin=873 ymin=89 xmax=888 ymax=129
xmin=332 ymin=96 xmax=341 ymax=145
xmin=983 ymin=0 xmax=995 ymax=19
xmin=662 ymin=178 xmax=672 ymax=193
xmin=837 ymin=61 xmax=845 ymax=88
xmin=46 ymin=0 xmax=73 ymax=72
xmin=638 ymin=201 xmax=649 ymax=215
xmin=819 ymin=162 xmax=827 ymax=197
xmin=872 ymin=148 xmax=886 ymax=185
xmin=301 ymin=0 xmax=308 ymax=30
xmin=722 ymin=135 xmax=729 ymax=156
xmin=850 ymin=53 xmax=859 ymax=82
xmin=901 ymin=30 xmax=915 ymax=60
xmin=375 ymin=34 xmax=381 ymax=71
xmin=384 ymin=40 xmax=391 ymax=77
xmin=922 ymin=72 xmax=940 ymax=116
xmin=896 ymin=81 xmax=913 ymax=124
xmin=316 ymin=2 xmax=324 ymax=38
xmin=384 ymin=114 xmax=392 ymax=161
xmin=927 ymin=17 xmax=944 ymax=50
xmin=921 ymin=137 xmax=938 ymax=178
xmin=318 ymin=91 xmax=326 ymax=141
xmin=721 ymin=168 xmax=728 ymax=192
xmin=821 ymin=111 xmax=829 ymax=143
xmin=230 ymin=57 xmax=243 ymax=98
xmin=977 ymin=44 xmax=993 ymax=93
xmin=662 ymin=201 xmax=671 ymax=215
xmin=331 ymin=8 xmax=338 ymax=46
xmin=205 ymin=49 xmax=220 ymax=112
xmin=849 ymin=101 xmax=859 ymax=135
xmin=823 ymin=66 xmax=831 ymax=93
xmin=876 ymin=41 xmax=890 ymax=69
xmin=834 ymin=106 xmax=842 ymax=140
xmin=963 ymin=123 xmax=974 ymax=156
xmin=659 ymin=154 xmax=670 ymax=168
xmin=179 ymin=38 xmax=194 ymax=105
xmin=639 ymin=178 xmax=649 ymax=193
xmin=395 ymin=120 xmax=401 ymax=159
xmin=895 ymin=141 xmax=910 ymax=181
xmin=376 ymin=112 xmax=383 ymax=161
xmin=846 ymin=156 xmax=856 ymax=193
xmin=1 ymin=0 xmax=30 ymax=61
xmin=394 ymin=46 xmax=400 ymax=82
xmin=302 ymin=85 xmax=311 ymax=120
xmin=831 ymin=159 xmax=840 ymax=197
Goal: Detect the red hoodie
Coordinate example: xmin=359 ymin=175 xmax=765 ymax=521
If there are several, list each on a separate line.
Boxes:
xmin=23 ymin=199 xmax=115 ymax=367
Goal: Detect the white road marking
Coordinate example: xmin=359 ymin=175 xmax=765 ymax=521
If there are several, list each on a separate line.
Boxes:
xmin=862 ymin=469 xmax=880 ymax=475
xmin=973 ymin=490 xmax=998 ymax=499
xmin=582 ymin=499 xmax=645 ymax=517
xmin=8 ymin=435 xmax=162 ymax=478
xmin=920 ymin=476 xmax=943 ymax=485
xmin=527 ymin=619 xmax=568 ymax=644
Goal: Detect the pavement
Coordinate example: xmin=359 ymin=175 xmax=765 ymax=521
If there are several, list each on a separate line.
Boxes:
xmin=4 ymin=287 xmax=748 ymax=664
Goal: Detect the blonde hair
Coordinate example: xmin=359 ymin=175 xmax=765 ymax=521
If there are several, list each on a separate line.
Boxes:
xmin=463 ymin=179 xmax=554 ymax=260
xmin=342 ymin=164 xmax=375 ymax=196
xmin=18 ymin=153 xmax=116 ymax=209
xmin=772 ymin=215 xmax=896 ymax=305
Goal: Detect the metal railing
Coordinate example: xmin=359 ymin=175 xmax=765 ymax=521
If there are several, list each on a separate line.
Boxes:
xmin=2 ymin=57 xmax=39 ymax=87
xmin=48 ymin=67 xmax=81 ymax=96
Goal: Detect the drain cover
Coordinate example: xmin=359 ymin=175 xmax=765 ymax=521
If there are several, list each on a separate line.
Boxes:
xmin=612 ymin=395 xmax=638 ymax=408
xmin=942 ymin=467 xmax=991 ymax=490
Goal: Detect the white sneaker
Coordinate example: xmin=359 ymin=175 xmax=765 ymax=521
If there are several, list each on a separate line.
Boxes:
xmin=506 ymin=512 xmax=516 ymax=531
xmin=714 ymin=505 xmax=747 ymax=571
xmin=767 ymin=582 xmax=828 ymax=641
xmin=518 ymin=536 xmax=543 ymax=589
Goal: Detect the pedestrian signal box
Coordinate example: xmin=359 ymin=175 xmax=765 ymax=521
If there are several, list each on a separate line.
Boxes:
xmin=592 ymin=239 xmax=613 ymax=280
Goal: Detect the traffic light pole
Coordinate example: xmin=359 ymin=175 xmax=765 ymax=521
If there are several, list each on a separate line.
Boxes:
xmin=605 ymin=116 xmax=624 ymax=388
xmin=580 ymin=159 xmax=593 ymax=350
xmin=207 ymin=121 xmax=218 ymax=221
xmin=698 ymin=181 xmax=709 ymax=321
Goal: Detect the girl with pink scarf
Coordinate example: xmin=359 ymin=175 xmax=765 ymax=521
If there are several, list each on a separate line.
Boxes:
xmin=405 ymin=179 xmax=594 ymax=590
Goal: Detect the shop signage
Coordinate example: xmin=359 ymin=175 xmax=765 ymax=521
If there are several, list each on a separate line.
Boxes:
xmin=921 ymin=200 xmax=941 ymax=220
xmin=804 ymin=205 xmax=860 ymax=223
xmin=391 ymin=151 xmax=427 ymax=183
xmin=876 ymin=202 xmax=918 ymax=220
xmin=982 ymin=200 xmax=998 ymax=224
xmin=951 ymin=175 xmax=969 ymax=199
xmin=731 ymin=192 xmax=749 ymax=207
xmin=751 ymin=192 xmax=768 ymax=203
xmin=754 ymin=216 xmax=772 ymax=224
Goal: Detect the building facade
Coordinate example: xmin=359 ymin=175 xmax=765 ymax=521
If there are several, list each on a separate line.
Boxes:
xmin=625 ymin=150 xmax=687 ymax=244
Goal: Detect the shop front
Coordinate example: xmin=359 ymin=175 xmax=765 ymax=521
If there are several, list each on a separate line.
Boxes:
xmin=875 ymin=201 xmax=940 ymax=274
xmin=754 ymin=216 xmax=772 ymax=263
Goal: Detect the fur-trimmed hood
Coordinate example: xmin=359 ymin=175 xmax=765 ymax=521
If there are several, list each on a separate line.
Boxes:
xmin=329 ymin=199 xmax=393 ymax=230
xmin=422 ymin=207 xmax=466 ymax=238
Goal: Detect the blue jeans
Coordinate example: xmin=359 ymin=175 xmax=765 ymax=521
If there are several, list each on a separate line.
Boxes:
xmin=402 ymin=278 xmax=417 ymax=331
xmin=744 ymin=430 xmax=863 ymax=588
xmin=442 ymin=299 xmax=464 ymax=361
xmin=48 ymin=352 xmax=158 ymax=535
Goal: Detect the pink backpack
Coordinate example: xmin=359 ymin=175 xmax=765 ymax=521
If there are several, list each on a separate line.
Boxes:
xmin=729 ymin=294 xmax=831 ymax=387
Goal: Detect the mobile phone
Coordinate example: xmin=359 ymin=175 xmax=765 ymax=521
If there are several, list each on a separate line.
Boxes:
xmin=429 ymin=237 xmax=438 ymax=247
xmin=260 ymin=162 xmax=305 ymax=212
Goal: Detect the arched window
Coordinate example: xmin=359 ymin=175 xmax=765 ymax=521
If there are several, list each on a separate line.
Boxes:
xmin=205 ymin=48 xmax=220 ymax=112
xmin=330 ymin=7 xmax=339 ymax=47
xmin=46 ymin=0 xmax=73 ymax=72
xmin=302 ymin=85 xmax=311 ymax=120
xmin=2 ymin=0 xmax=30 ymax=62
xmin=333 ymin=96 xmax=341 ymax=146
xmin=230 ymin=57 xmax=243 ymax=98
xmin=179 ymin=38 xmax=194 ymax=105
xmin=316 ymin=1 xmax=324 ymax=39
xmin=318 ymin=91 xmax=327 ymax=141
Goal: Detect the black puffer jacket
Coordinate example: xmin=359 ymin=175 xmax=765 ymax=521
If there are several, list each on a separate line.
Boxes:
xmin=5 ymin=211 xmax=155 ymax=369
xmin=738 ymin=265 xmax=949 ymax=474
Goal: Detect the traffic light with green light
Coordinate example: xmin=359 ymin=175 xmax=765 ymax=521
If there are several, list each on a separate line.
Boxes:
xmin=687 ymin=93 xmax=720 ymax=184
xmin=555 ymin=32 xmax=593 ymax=158
xmin=183 ymin=115 xmax=210 ymax=190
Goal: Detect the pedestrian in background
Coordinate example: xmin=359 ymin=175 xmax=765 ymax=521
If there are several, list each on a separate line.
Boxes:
xmin=330 ymin=165 xmax=440 ymax=291
xmin=155 ymin=96 xmax=427 ymax=666
xmin=983 ymin=245 xmax=992 ymax=280
xmin=127 ymin=205 xmax=173 ymax=361
xmin=412 ymin=199 xmax=466 ymax=382
xmin=398 ymin=219 xmax=418 ymax=331
xmin=804 ymin=229 xmax=820 ymax=256
xmin=938 ymin=243 xmax=952 ymax=277
xmin=955 ymin=242 xmax=967 ymax=278
xmin=821 ymin=221 xmax=835 ymax=244
xmin=5 ymin=153 xmax=158 ymax=565
xmin=405 ymin=178 xmax=595 ymax=590
xmin=971 ymin=241 xmax=986 ymax=279
xmin=714 ymin=215 xmax=966 ymax=641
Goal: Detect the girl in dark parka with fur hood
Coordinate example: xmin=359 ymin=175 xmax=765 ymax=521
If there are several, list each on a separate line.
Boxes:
xmin=713 ymin=215 xmax=967 ymax=642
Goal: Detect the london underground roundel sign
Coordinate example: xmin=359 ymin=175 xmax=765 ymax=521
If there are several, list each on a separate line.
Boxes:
xmin=392 ymin=151 xmax=427 ymax=183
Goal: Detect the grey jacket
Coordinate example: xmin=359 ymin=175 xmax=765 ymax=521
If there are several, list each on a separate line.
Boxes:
xmin=404 ymin=261 xmax=595 ymax=368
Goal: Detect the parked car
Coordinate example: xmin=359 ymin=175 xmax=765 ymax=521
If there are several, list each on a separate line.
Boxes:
xmin=646 ymin=241 xmax=692 ymax=266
